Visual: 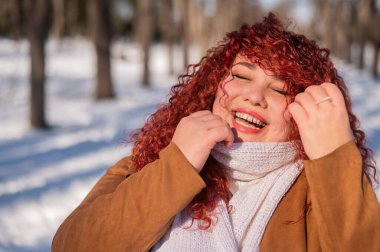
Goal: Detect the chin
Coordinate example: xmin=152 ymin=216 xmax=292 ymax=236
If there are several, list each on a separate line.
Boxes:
xmin=233 ymin=132 xmax=261 ymax=142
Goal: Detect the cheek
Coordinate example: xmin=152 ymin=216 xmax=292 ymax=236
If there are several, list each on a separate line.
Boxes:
xmin=212 ymin=87 xmax=226 ymax=114
xmin=212 ymin=81 xmax=238 ymax=116
xmin=271 ymin=101 xmax=292 ymax=141
xmin=214 ymin=85 xmax=225 ymax=100
xmin=272 ymin=97 xmax=292 ymax=124
xmin=223 ymin=81 xmax=241 ymax=98
xmin=213 ymin=81 xmax=235 ymax=107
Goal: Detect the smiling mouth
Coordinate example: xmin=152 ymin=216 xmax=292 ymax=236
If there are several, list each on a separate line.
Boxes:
xmin=233 ymin=111 xmax=267 ymax=130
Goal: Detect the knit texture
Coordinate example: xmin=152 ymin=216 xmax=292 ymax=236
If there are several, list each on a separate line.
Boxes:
xmin=152 ymin=142 xmax=303 ymax=252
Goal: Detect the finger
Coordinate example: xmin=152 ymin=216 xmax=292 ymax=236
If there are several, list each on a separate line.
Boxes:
xmin=293 ymin=92 xmax=317 ymax=115
xmin=224 ymin=127 xmax=235 ymax=147
xmin=208 ymin=125 xmax=234 ymax=147
xmin=320 ymin=83 xmax=346 ymax=107
xmin=305 ymin=85 xmax=329 ymax=101
xmin=198 ymin=114 xmax=224 ymax=122
xmin=288 ymin=102 xmax=308 ymax=126
xmin=204 ymin=119 xmax=230 ymax=129
xmin=306 ymin=85 xmax=335 ymax=109
xmin=220 ymin=124 xmax=235 ymax=147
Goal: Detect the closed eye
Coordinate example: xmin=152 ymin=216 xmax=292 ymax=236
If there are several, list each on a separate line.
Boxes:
xmin=272 ymin=88 xmax=288 ymax=96
xmin=232 ymin=74 xmax=250 ymax=81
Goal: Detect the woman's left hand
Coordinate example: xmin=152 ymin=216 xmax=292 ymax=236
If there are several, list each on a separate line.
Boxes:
xmin=288 ymin=82 xmax=353 ymax=160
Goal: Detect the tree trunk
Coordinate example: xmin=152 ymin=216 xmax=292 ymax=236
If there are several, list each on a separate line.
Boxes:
xmin=182 ymin=0 xmax=190 ymax=69
xmin=66 ymin=0 xmax=79 ymax=36
xmin=346 ymin=38 xmax=352 ymax=64
xmin=346 ymin=0 xmax=358 ymax=64
xmin=334 ymin=0 xmax=348 ymax=60
xmin=136 ymin=0 xmax=153 ymax=86
xmin=372 ymin=42 xmax=379 ymax=77
xmin=368 ymin=1 xmax=379 ymax=77
xmin=88 ymin=0 xmax=114 ymax=99
xmin=160 ymin=0 xmax=174 ymax=74
xmin=167 ymin=35 xmax=174 ymax=75
xmin=356 ymin=0 xmax=373 ymax=69
xmin=358 ymin=41 xmax=365 ymax=69
xmin=52 ymin=0 xmax=65 ymax=39
xmin=9 ymin=0 xmax=23 ymax=40
xmin=324 ymin=1 xmax=336 ymax=51
xmin=28 ymin=0 xmax=51 ymax=129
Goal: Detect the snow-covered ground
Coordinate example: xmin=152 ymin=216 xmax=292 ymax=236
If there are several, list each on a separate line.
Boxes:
xmin=0 ymin=38 xmax=379 ymax=252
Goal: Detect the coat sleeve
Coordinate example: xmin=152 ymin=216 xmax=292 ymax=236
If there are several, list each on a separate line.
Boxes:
xmin=51 ymin=142 xmax=206 ymax=252
xmin=304 ymin=140 xmax=380 ymax=251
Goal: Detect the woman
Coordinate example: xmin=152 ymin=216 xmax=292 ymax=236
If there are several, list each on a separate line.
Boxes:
xmin=52 ymin=13 xmax=380 ymax=251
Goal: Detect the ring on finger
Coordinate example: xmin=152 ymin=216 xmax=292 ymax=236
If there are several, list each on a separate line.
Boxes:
xmin=315 ymin=96 xmax=333 ymax=105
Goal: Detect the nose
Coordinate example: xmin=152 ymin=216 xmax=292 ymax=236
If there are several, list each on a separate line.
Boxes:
xmin=243 ymin=84 xmax=268 ymax=108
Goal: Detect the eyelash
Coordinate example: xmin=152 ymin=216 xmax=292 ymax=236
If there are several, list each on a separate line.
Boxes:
xmin=232 ymin=74 xmax=250 ymax=80
xmin=272 ymin=88 xmax=288 ymax=96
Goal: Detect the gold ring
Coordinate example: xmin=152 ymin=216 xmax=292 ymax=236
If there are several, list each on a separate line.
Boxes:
xmin=315 ymin=96 xmax=333 ymax=105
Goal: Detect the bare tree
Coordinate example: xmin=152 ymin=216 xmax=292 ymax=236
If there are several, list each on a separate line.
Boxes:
xmin=9 ymin=0 xmax=23 ymax=40
xmin=345 ymin=0 xmax=359 ymax=63
xmin=190 ymin=0 xmax=261 ymax=57
xmin=334 ymin=0 xmax=351 ymax=60
xmin=28 ymin=0 xmax=52 ymax=128
xmin=372 ymin=39 xmax=380 ymax=77
xmin=0 ymin=0 xmax=24 ymax=40
xmin=69 ymin=0 xmax=88 ymax=36
xmin=88 ymin=0 xmax=114 ymax=99
xmin=369 ymin=5 xmax=380 ymax=77
xmin=181 ymin=0 xmax=190 ymax=69
xmin=66 ymin=0 xmax=79 ymax=36
xmin=322 ymin=0 xmax=337 ymax=51
xmin=355 ymin=0 xmax=374 ymax=69
xmin=312 ymin=0 xmax=379 ymax=76
xmin=135 ymin=0 xmax=154 ymax=86
xmin=159 ymin=0 xmax=175 ymax=74
xmin=51 ymin=0 xmax=65 ymax=39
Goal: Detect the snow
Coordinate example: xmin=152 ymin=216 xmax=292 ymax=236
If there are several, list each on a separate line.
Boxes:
xmin=0 ymin=38 xmax=379 ymax=251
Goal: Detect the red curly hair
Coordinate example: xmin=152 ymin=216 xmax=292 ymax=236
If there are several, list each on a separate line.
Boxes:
xmin=130 ymin=12 xmax=377 ymax=229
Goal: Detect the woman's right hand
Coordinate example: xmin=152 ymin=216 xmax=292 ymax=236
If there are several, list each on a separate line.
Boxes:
xmin=172 ymin=110 xmax=234 ymax=172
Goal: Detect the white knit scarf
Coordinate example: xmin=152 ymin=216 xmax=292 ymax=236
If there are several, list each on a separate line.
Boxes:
xmin=152 ymin=142 xmax=303 ymax=252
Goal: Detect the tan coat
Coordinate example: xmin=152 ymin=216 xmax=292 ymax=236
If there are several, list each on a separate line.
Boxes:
xmin=52 ymin=141 xmax=380 ymax=251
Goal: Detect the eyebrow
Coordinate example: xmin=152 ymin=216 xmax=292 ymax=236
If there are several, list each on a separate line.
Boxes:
xmin=233 ymin=61 xmax=255 ymax=70
xmin=232 ymin=62 xmax=283 ymax=82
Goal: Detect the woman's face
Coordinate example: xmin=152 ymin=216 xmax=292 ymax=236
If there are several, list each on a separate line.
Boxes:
xmin=212 ymin=55 xmax=292 ymax=142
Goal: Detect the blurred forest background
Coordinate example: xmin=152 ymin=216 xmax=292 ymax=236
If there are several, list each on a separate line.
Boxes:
xmin=1 ymin=1 xmax=380 ymax=251
xmin=0 ymin=0 xmax=379 ymax=130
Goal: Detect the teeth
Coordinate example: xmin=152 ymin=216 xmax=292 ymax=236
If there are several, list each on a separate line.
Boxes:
xmin=235 ymin=112 xmax=266 ymax=128
xmin=235 ymin=118 xmax=262 ymax=129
